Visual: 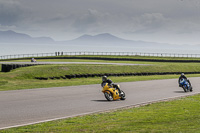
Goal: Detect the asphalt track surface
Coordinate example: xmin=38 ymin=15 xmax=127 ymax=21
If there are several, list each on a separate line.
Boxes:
xmin=1 ymin=77 xmax=200 ymax=130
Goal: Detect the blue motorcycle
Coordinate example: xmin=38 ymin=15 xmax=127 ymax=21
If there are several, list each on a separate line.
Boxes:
xmin=179 ymin=78 xmax=193 ymax=92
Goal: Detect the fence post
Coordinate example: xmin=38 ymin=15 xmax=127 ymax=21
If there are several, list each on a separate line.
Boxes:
xmin=1 ymin=51 xmax=200 ymax=60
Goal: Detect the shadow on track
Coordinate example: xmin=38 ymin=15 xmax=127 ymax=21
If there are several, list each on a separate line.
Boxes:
xmin=91 ymin=100 xmax=109 ymax=102
xmin=174 ymin=91 xmax=185 ymax=93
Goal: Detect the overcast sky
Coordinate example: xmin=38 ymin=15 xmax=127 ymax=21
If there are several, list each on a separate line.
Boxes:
xmin=1 ymin=0 xmax=200 ymax=44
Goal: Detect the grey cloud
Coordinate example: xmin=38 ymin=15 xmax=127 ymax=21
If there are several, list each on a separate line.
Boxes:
xmin=1 ymin=0 xmax=200 ymax=44
xmin=0 ymin=0 xmax=27 ymax=26
xmin=132 ymin=13 xmax=167 ymax=33
xmin=71 ymin=9 xmax=107 ymax=33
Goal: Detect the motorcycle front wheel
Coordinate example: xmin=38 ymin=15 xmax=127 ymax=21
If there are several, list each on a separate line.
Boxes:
xmin=120 ymin=90 xmax=126 ymax=100
xmin=190 ymin=86 xmax=193 ymax=92
xmin=104 ymin=92 xmax=113 ymax=101
xmin=182 ymin=85 xmax=187 ymax=92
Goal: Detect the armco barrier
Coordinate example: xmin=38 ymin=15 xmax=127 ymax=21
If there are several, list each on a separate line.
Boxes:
xmin=34 ymin=72 xmax=200 ymax=80
xmin=1 ymin=64 xmax=39 ymax=72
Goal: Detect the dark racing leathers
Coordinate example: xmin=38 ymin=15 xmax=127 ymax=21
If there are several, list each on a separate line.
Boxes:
xmin=178 ymin=75 xmax=191 ymax=87
xmin=101 ymin=79 xmax=122 ymax=94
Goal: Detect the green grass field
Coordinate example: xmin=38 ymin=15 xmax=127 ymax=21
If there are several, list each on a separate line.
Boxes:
xmin=1 ymin=55 xmax=200 ymax=132
xmin=1 ymin=57 xmax=200 ymax=91
xmin=1 ymin=61 xmax=200 ymax=91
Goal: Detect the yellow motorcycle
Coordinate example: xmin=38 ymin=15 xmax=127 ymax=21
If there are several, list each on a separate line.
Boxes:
xmin=102 ymin=83 xmax=126 ymax=101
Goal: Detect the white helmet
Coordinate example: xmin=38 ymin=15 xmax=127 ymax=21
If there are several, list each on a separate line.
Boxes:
xmin=102 ymin=76 xmax=107 ymax=82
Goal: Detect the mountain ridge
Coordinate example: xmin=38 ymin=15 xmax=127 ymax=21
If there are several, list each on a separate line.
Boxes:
xmin=71 ymin=33 xmax=128 ymax=42
xmin=0 ymin=30 xmax=174 ymax=47
xmin=0 ymin=30 xmax=55 ymax=44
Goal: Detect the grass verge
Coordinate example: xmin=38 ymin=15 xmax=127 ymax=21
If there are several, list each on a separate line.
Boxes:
xmin=1 ymin=58 xmax=200 ymax=91
xmin=1 ymin=94 xmax=200 ymax=132
xmin=0 ymin=74 xmax=185 ymax=91
xmin=1 ymin=63 xmax=200 ymax=91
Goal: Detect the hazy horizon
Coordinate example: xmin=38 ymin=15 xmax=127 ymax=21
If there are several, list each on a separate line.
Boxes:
xmin=1 ymin=43 xmax=200 ymax=56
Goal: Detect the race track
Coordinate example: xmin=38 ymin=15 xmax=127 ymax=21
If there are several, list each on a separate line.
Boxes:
xmin=0 ymin=61 xmax=149 ymax=66
xmin=0 ymin=77 xmax=200 ymax=130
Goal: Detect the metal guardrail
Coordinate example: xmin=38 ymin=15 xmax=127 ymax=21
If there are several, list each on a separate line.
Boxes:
xmin=1 ymin=52 xmax=200 ymax=60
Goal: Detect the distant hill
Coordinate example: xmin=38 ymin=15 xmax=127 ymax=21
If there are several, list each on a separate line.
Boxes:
xmin=0 ymin=30 xmax=173 ymax=47
xmin=66 ymin=33 xmax=131 ymax=44
xmin=74 ymin=33 xmax=127 ymax=42
xmin=62 ymin=33 xmax=171 ymax=47
xmin=0 ymin=30 xmax=55 ymax=44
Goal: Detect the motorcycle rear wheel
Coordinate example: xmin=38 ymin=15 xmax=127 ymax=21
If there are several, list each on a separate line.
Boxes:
xmin=104 ymin=92 xmax=113 ymax=101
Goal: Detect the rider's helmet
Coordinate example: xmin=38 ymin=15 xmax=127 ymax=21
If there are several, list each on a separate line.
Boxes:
xmin=102 ymin=76 xmax=107 ymax=82
xmin=181 ymin=73 xmax=184 ymax=76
